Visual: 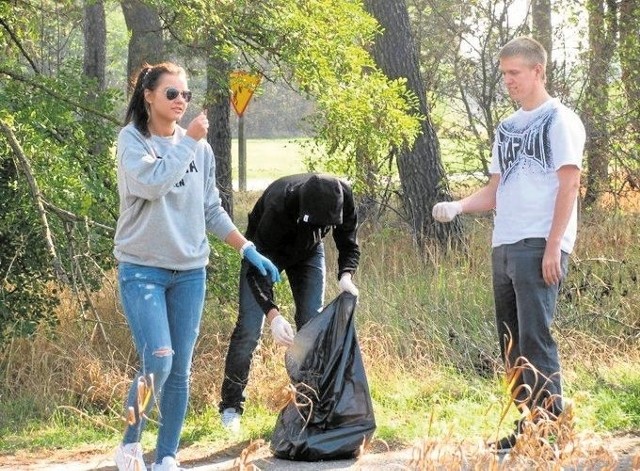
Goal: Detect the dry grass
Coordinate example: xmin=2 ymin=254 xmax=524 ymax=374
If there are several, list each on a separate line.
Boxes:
xmin=234 ymin=439 xmax=267 ymax=470
xmin=1 ymin=191 xmax=640 ymax=467
xmin=410 ymin=434 xmax=619 ymax=470
xmin=408 ymin=367 xmax=622 ymax=470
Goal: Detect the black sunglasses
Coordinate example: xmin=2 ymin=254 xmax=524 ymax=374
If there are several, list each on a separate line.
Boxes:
xmin=165 ymin=87 xmax=193 ymax=102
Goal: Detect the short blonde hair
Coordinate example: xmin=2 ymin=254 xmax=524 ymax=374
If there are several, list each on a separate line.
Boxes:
xmin=499 ymin=36 xmax=547 ymax=81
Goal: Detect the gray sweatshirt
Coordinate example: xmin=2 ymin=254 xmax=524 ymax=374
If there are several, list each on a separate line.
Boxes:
xmin=113 ymin=123 xmax=236 ymax=270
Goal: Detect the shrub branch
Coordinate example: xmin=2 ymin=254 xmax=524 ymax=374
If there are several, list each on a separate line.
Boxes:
xmin=0 ymin=119 xmax=68 ymax=284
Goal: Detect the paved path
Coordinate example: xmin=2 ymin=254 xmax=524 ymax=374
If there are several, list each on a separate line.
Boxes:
xmin=1 ymin=434 xmax=638 ymax=470
xmin=0 ymin=450 xmax=412 ymax=471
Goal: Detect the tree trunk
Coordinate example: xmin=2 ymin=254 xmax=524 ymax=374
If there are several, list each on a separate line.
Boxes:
xmin=619 ymin=0 xmax=640 ymax=135
xmin=120 ymin=0 xmax=164 ymax=84
xmin=583 ymin=0 xmax=617 ymax=206
xmin=82 ymin=0 xmax=109 ymax=165
xmin=363 ymin=0 xmax=463 ymax=246
xmin=83 ymin=0 xmax=106 ymax=91
xmin=531 ymin=0 xmax=553 ymax=93
xmin=206 ymin=52 xmax=234 ymax=217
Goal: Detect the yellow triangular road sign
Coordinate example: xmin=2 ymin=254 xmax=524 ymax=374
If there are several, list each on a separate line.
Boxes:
xmin=230 ymin=71 xmax=262 ymax=117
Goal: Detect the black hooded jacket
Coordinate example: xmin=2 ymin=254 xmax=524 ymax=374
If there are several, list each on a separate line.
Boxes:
xmin=244 ymin=173 xmax=360 ymax=314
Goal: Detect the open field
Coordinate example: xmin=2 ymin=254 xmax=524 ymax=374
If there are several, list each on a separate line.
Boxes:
xmin=230 ymin=138 xmax=310 ymax=189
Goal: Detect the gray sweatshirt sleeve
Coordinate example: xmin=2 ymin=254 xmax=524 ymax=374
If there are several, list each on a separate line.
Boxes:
xmin=117 ymin=125 xmax=199 ymax=201
xmin=203 ymin=144 xmax=237 ymax=240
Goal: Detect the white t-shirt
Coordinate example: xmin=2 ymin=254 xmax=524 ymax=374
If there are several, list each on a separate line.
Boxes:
xmin=489 ymin=98 xmax=585 ymax=253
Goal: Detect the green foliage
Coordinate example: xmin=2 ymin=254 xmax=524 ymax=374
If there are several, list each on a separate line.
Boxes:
xmin=0 ymin=150 xmax=59 ymax=338
xmin=155 ymin=0 xmax=422 ymax=195
xmin=266 ymin=1 xmax=422 ymax=194
xmin=206 ymin=236 xmax=242 ymax=305
xmin=0 ymin=3 xmax=121 ymax=342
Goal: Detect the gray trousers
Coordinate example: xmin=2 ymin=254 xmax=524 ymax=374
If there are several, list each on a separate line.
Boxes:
xmin=492 ymin=238 xmax=568 ymax=417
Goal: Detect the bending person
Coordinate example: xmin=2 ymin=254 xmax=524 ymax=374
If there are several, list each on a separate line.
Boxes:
xmin=219 ymin=173 xmax=360 ymax=432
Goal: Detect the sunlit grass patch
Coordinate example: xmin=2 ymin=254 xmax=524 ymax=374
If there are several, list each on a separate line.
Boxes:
xmin=0 ymin=407 xmax=119 ymax=453
xmin=368 ymin=366 xmax=514 ymax=444
xmin=569 ymin=362 xmax=640 ymax=432
xmin=231 ymin=138 xmax=310 ymax=180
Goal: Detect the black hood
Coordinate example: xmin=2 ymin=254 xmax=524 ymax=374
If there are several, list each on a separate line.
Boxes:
xmin=298 ymin=175 xmax=344 ymax=226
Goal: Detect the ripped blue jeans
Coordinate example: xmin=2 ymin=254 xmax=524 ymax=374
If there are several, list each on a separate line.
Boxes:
xmin=118 ymin=262 xmax=205 ymax=463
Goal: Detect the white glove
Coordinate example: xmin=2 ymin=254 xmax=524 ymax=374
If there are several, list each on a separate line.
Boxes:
xmin=432 ymin=201 xmax=463 ymax=222
xmin=270 ymin=314 xmax=294 ymax=346
xmin=339 ymin=273 xmax=359 ymax=296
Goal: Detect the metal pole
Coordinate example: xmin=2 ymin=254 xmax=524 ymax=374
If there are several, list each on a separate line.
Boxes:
xmin=238 ymin=114 xmax=246 ymax=192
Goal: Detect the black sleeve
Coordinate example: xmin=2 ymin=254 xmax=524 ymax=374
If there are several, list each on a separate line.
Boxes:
xmin=332 ymin=182 xmax=360 ymax=279
xmin=245 ymin=264 xmax=279 ymax=315
xmin=244 ymin=194 xmax=265 ymax=240
xmin=245 ymin=183 xmax=291 ymax=253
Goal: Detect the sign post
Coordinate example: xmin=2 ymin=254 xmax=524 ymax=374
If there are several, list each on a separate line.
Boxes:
xmin=230 ymin=71 xmax=262 ymax=191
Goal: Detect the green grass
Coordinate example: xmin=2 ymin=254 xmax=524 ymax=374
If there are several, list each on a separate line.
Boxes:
xmin=2 ymin=361 xmax=639 ymax=453
xmin=230 ymin=138 xmax=310 ymax=180
xmin=369 ymin=368 xmax=511 ymax=443
xmin=228 ymin=137 xmax=485 ymax=189
xmin=568 ymin=364 xmax=640 ymax=432
xmin=0 ymin=404 xmax=119 ymax=453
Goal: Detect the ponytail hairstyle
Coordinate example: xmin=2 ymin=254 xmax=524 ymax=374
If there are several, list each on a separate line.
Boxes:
xmin=124 ymin=62 xmax=187 ymax=137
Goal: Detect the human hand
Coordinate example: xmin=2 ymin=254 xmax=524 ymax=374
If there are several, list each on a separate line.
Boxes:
xmin=270 ymin=314 xmax=294 ymax=346
xmin=432 ymin=201 xmax=463 ymax=222
xmin=186 ymin=110 xmax=209 ymax=141
xmin=542 ymin=245 xmax=563 ymax=286
xmin=339 ymin=273 xmax=359 ymax=296
xmin=242 ymin=243 xmax=281 ymax=283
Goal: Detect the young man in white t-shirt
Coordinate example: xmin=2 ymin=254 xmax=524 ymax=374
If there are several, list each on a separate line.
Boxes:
xmin=432 ymin=36 xmax=585 ymax=451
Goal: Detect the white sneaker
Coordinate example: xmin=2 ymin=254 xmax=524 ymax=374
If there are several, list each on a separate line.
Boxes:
xmin=114 ymin=442 xmax=146 ymax=471
xmin=221 ymin=407 xmax=241 ymax=433
xmin=151 ymin=456 xmax=184 ymax=471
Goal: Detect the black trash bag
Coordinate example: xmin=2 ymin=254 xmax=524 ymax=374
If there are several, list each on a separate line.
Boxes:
xmin=270 ymin=292 xmax=376 ymax=461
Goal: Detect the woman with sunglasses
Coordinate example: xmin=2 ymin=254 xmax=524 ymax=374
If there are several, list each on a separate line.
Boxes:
xmin=113 ymin=62 xmax=280 ymax=471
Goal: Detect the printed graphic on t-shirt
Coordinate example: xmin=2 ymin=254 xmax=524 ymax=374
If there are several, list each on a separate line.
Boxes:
xmin=496 ymin=107 xmax=556 ymax=184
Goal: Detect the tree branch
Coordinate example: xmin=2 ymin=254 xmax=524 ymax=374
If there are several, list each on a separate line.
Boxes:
xmin=0 ymin=17 xmax=39 ymax=74
xmin=0 ymin=67 xmax=120 ymax=125
xmin=41 ymin=200 xmax=114 ymax=235
xmin=62 ymin=220 xmax=111 ymax=346
xmin=0 ymin=119 xmax=69 ymax=284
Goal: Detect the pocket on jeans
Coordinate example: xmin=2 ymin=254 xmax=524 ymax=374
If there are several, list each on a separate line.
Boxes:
xmin=521 ymin=237 xmax=546 ymax=248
